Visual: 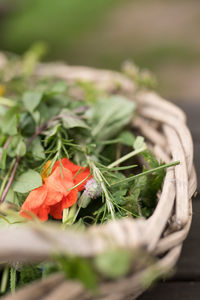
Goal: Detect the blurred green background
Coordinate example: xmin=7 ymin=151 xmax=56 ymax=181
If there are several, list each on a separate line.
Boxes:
xmin=0 ymin=0 xmax=199 ymax=101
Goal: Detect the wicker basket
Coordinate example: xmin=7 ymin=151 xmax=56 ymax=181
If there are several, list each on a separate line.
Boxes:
xmin=0 ymin=62 xmax=197 ymax=300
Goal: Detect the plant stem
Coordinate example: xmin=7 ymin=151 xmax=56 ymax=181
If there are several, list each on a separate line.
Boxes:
xmin=68 ymin=203 xmax=77 ymax=224
xmin=3 ymin=136 xmax=13 ymax=150
xmin=62 ymin=204 xmax=77 ymax=225
xmin=0 ymin=158 xmax=16 ymax=200
xmin=62 ymin=208 xmax=69 ymax=223
xmin=47 ymin=133 xmax=63 ymax=176
xmin=0 ymin=136 xmax=13 ymax=161
xmin=87 ymin=158 xmax=115 ymax=220
xmin=0 ymin=157 xmax=20 ymax=202
xmin=67 ymin=173 xmax=91 ymax=192
xmin=111 ymin=161 xmax=180 ymax=186
xmin=0 ymin=267 xmax=9 ymax=294
xmin=26 ymin=121 xmax=49 ymax=149
xmin=10 ymin=267 xmax=16 ymax=294
xmin=108 ymin=146 xmax=147 ymax=169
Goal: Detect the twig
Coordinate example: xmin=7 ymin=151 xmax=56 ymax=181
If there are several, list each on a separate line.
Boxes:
xmin=0 ymin=136 xmax=13 ymax=161
xmin=26 ymin=121 xmax=49 ymax=149
xmin=3 ymin=136 xmax=13 ymax=149
xmin=0 ymin=157 xmax=20 ymax=202
xmin=0 ymin=120 xmax=52 ymax=202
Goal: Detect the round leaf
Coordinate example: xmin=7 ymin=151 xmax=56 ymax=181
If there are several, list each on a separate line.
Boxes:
xmin=94 ymin=249 xmax=132 ymax=279
xmin=13 ymin=170 xmax=42 ymax=193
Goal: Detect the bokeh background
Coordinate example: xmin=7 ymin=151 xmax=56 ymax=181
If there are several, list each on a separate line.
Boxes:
xmin=0 ymin=0 xmax=199 ymax=101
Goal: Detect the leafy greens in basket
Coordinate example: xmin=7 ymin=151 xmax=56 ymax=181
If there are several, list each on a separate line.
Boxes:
xmin=0 ymin=52 xmax=178 ymax=294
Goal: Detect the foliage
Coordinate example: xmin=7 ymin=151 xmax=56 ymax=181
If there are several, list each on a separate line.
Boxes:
xmin=19 ymin=265 xmax=42 ymax=285
xmin=55 ymin=255 xmax=98 ymax=292
xmin=13 ymin=170 xmax=42 ymax=193
xmin=0 ymin=52 xmax=179 ymax=294
xmin=94 ymin=249 xmax=132 ymax=279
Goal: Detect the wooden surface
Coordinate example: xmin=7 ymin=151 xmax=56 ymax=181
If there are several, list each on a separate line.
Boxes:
xmin=139 ymin=101 xmax=200 ymax=300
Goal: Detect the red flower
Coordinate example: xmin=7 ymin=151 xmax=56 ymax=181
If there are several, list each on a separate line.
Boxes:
xmin=20 ymin=158 xmax=91 ymax=221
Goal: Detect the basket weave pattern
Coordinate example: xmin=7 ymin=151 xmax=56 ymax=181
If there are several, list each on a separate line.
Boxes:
xmin=0 ymin=63 xmax=197 ymax=300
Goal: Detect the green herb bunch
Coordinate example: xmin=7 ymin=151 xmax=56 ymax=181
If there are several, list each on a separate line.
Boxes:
xmin=0 ymin=51 xmax=178 ymax=295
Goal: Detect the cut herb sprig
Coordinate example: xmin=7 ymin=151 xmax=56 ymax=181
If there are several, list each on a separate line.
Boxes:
xmin=87 ymin=156 xmax=115 ymax=220
xmin=108 ymin=146 xmax=147 ymax=169
xmin=111 ymin=160 xmax=180 ymax=187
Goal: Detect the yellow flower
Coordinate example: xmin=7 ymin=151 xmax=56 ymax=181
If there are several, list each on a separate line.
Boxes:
xmin=0 ymin=85 xmax=6 ymax=97
xmin=41 ymin=160 xmax=52 ymax=181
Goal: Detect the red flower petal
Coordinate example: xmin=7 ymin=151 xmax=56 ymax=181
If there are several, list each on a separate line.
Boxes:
xmin=74 ymin=167 xmax=92 ymax=191
xmin=20 ymin=205 xmax=50 ymax=222
xmin=45 ymin=188 xmax=63 ymax=206
xmin=49 ymin=201 xmax=63 ymax=220
xmin=45 ymin=166 xmax=74 ymax=196
xmin=53 ymin=158 xmax=80 ymax=174
xmin=49 ymin=188 xmax=78 ymax=220
xmin=20 ymin=158 xmax=92 ymax=222
xmin=20 ymin=185 xmax=47 ymax=210
xmin=62 ymin=188 xmax=78 ymax=209
xmin=19 ymin=185 xmax=49 ymax=221
xmin=32 ymin=205 xmax=50 ymax=222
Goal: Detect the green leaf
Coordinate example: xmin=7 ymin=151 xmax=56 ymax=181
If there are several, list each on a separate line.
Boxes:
xmin=13 ymin=170 xmax=42 ymax=193
xmin=94 ymin=249 xmax=132 ymax=279
xmin=44 ymin=123 xmax=61 ymax=146
xmin=77 ymin=80 xmax=98 ymax=103
xmin=112 ymin=190 xmax=127 ymax=205
xmin=133 ymin=136 xmax=146 ymax=150
xmin=5 ymin=188 xmax=19 ymax=206
xmin=31 ymin=137 xmax=45 ymax=160
xmin=109 ymin=172 xmax=129 ymax=191
xmin=89 ymin=96 xmax=135 ymax=141
xmin=16 ymin=139 xmax=26 ymax=157
xmin=140 ymin=150 xmax=165 ymax=211
xmin=0 ymin=213 xmax=22 ymax=227
xmin=1 ymin=107 xmax=18 ymax=135
xmin=0 ymin=135 xmax=6 ymax=147
xmin=38 ymin=102 xmax=52 ymax=122
xmin=118 ymin=131 xmax=135 ymax=146
xmin=31 ymin=110 xmax=40 ymax=125
xmin=125 ymin=184 xmax=141 ymax=216
xmin=56 ymin=256 xmax=98 ymax=291
xmin=7 ymin=135 xmax=26 ymax=158
xmin=0 ymin=105 xmax=7 ymax=117
xmin=59 ymin=109 xmax=89 ymax=129
xmin=20 ymin=265 xmax=42 ymax=285
xmin=19 ymin=112 xmax=36 ymax=136
xmin=22 ymin=91 xmax=43 ymax=112
xmin=45 ymin=81 xmax=67 ymax=96
xmin=41 ymin=263 xmax=58 ymax=279
xmin=141 ymin=149 xmax=160 ymax=168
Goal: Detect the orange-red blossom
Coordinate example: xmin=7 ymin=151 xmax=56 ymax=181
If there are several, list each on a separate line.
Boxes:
xmin=20 ymin=158 xmax=91 ymax=221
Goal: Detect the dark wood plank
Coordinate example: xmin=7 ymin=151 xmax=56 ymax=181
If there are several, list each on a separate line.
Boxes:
xmin=173 ymin=101 xmax=199 ymax=142
xmin=193 ymin=142 xmax=200 ymax=192
xmin=173 ymin=197 xmax=200 ymax=280
xmin=173 ymin=101 xmax=199 ymax=190
xmin=138 ymin=281 xmax=200 ymax=300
